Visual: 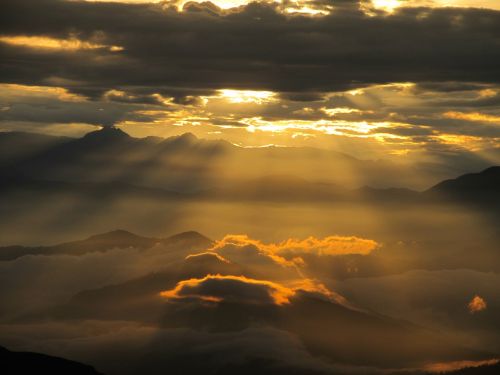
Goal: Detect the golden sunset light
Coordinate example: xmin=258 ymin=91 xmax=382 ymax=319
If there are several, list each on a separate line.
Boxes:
xmin=1 ymin=1 xmax=499 ymax=375
xmin=0 ymin=35 xmax=123 ymax=51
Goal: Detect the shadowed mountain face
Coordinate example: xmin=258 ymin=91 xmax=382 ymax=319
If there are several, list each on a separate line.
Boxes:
xmin=426 ymin=167 xmax=500 ymax=202
xmin=1 ymin=346 xmax=103 ymax=375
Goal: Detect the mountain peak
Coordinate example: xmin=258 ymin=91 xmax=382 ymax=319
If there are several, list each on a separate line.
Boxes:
xmin=85 ymin=229 xmax=146 ymax=242
xmin=163 ymin=231 xmax=212 ymax=246
xmin=82 ymin=126 xmax=131 ymax=142
xmin=162 ymin=132 xmax=198 ymax=145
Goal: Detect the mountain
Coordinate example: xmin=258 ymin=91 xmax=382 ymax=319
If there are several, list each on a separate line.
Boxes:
xmin=0 ymin=129 xmax=490 ymax=190
xmin=1 ymin=346 xmax=103 ymax=375
xmin=44 ymin=242 xmax=489 ymax=368
xmin=56 ymin=275 xmax=489 ymax=368
xmin=0 ymin=131 xmax=70 ymax=167
xmin=427 ymin=166 xmax=499 ymax=194
xmin=425 ymin=166 xmax=500 ymax=204
xmin=0 ymin=230 xmax=213 ymax=261
xmin=160 ymin=292 xmax=488 ymax=367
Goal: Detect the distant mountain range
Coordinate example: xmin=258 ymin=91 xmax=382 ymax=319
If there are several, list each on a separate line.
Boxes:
xmin=0 ymin=229 xmax=212 ymax=261
xmin=1 ymin=128 xmax=496 ymax=191
xmin=1 ymin=157 xmax=497 ymax=206
xmin=426 ymin=166 xmax=500 ymax=198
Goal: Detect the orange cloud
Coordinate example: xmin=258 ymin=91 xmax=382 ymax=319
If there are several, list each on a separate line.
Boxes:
xmin=159 ymin=274 xmax=345 ymax=307
xmin=185 ymin=252 xmax=230 ymax=264
xmin=210 ymin=234 xmax=378 ymax=259
xmin=160 ymin=274 xmax=295 ymax=305
xmin=424 ymin=359 xmax=499 ymax=373
xmin=0 ymin=35 xmax=123 ymax=52
xmin=468 ymin=295 xmax=487 ymax=314
xmin=208 ymin=235 xmax=297 ymax=268
xmin=268 ymin=236 xmax=379 ymax=256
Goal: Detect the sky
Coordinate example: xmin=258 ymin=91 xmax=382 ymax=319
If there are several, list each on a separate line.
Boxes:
xmin=1 ymin=0 xmax=500 ymax=161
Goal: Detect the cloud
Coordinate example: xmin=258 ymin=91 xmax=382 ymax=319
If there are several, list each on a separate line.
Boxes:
xmin=160 ymin=274 xmax=296 ymax=304
xmin=209 ymin=234 xmax=297 ymax=268
xmin=0 ymin=239 xmax=212 ymax=318
xmin=211 ymin=234 xmax=378 ymax=259
xmin=1 ymin=231 xmax=496 ymax=373
xmin=0 ymin=321 xmax=350 ymax=375
xmin=336 ymin=269 xmax=500 ymax=351
xmin=185 ymin=251 xmax=231 ymax=264
xmin=468 ymin=295 xmax=487 ymax=314
xmin=444 ymin=111 xmax=500 ymax=123
xmin=160 ymin=272 xmax=349 ymax=309
xmin=268 ymin=236 xmax=379 ymax=256
xmin=197 ymin=234 xmax=379 ymax=287
xmin=1 ymin=0 xmax=500 ymax=160
xmin=2 ymin=0 xmax=500 ymax=99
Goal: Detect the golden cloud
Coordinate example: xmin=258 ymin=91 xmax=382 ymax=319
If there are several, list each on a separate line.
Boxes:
xmin=210 ymin=234 xmax=379 ymax=258
xmin=160 ymin=273 xmax=347 ymax=307
xmin=208 ymin=235 xmax=296 ymax=268
xmin=185 ymin=252 xmax=231 ymax=264
xmin=160 ymin=274 xmax=296 ymax=305
xmin=0 ymin=35 xmax=123 ymax=52
xmin=468 ymin=295 xmax=487 ymax=314
xmin=444 ymin=111 xmax=500 ymax=123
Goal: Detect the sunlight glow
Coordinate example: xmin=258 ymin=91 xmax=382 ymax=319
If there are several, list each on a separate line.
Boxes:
xmin=0 ymin=35 xmax=123 ymax=52
xmin=243 ymin=117 xmax=403 ymax=138
xmin=217 ymin=89 xmax=277 ymax=104
xmin=0 ymin=83 xmax=86 ymax=102
xmin=82 ymin=0 xmax=500 ymax=12
xmin=321 ymin=107 xmax=362 ymax=116
xmin=371 ymin=0 xmax=402 ymax=12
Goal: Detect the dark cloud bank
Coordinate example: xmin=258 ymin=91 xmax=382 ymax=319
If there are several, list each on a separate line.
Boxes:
xmin=1 ymin=0 xmax=500 ymax=100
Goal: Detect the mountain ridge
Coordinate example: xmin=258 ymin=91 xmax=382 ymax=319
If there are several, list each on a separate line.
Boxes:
xmin=1 ymin=129 xmax=494 ymax=190
xmin=0 ymin=229 xmax=213 ymax=261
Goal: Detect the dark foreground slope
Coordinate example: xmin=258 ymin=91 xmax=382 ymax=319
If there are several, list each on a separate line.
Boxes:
xmin=1 ymin=346 xmax=103 ymax=375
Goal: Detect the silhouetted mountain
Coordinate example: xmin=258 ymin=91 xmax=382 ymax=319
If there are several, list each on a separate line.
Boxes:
xmin=1 ymin=346 xmax=103 ymax=375
xmin=54 ymin=275 xmax=489 ymax=368
xmin=0 ymin=130 xmax=490 ymax=190
xmin=2 ymin=165 xmax=498 ymax=209
xmin=58 ymin=251 xmax=241 ymax=321
xmin=0 ymin=230 xmax=212 ymax=261
xmin=158 ymin=292 xmax=487 ymax=368
xmin=0 ymin=131 xmax=70 ymax=166
xmin=428 ymin=166 xmax=499 ymax=193
xmin=425 ymin=166 xmax=500 ymax=204
xmin=163 ymin=230 xmax=213 ymax=247
xmin=82 ymin=126 xmax=130 ymax=143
